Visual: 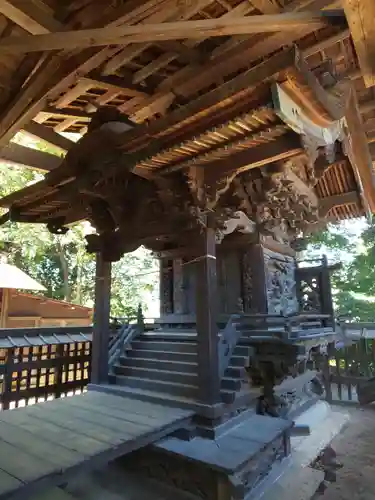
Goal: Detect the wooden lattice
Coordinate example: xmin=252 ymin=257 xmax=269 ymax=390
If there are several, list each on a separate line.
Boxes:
xmin=0 ymin=340 xmax=91 ymax=410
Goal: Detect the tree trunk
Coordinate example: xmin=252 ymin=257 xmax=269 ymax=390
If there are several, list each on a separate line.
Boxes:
xmin=56 ymin=241 xmax=71 ymax=302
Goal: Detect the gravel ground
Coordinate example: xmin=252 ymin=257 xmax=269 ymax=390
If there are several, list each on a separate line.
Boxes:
xmin=324 ymin=405 xmax=375 ymax=500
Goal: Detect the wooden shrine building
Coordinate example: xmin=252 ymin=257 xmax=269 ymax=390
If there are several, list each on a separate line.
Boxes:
xmin=0 ymin=262 xmax=92 ymax=328
xmin=0 ymin=1 xmax=373 ymax=499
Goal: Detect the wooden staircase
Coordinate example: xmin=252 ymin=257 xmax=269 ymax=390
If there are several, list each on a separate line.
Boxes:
xmin=107 ymin=313 xmax=334 ymax=408
xmin=110 ymin=329 xmax=253 ymax=405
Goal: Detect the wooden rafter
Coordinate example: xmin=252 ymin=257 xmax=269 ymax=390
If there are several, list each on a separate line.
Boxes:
xmin=125 ymin=1 xmax=253 ymax=85
xmin=319 ymin=191 xmax=361 ymax=216
xmin=36 ymin=107 xmax=92 ymax=122
xmin=0 ymin=11 xmax=346 ymax=53
xmin=249 ymin=0 xmax=282 ymax=14
xmin=0 ymin=0 xmax=63 ymax=34
xmin=202 ymin=133 xmax=302 ymax=180
xmin=342 ymin=0 xmax=375 ymax=88
xmin=0 ymin=0 xmax=173 ymax=149
xmin=82 ymin=76 xmax=149 ymax=98
xmin=0 ymin=143 xmax=62 ymax=171
xmin=134 ymin=0 xmax=341 ymax=115
xmin=22 ymin=122 xmax=74 ymax=152
xmin=119 ymin=47 xmax=300 ymax=156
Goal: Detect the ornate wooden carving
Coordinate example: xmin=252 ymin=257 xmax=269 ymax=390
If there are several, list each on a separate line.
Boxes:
xmin=264 ymin=248 xmax=297 ymax=315
xmin=160 ymin=259 xmax=173 ymax=315
xmin=241 ymin=249 xmax=253 ymax=313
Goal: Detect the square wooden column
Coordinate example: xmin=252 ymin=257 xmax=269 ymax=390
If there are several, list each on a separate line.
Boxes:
xmin=195 ymin=224 xmax=221 ymax=405
xmin=91 ymin=252 xmax=112 ymax=385
xmin=320 ymin=255 xmax=334 ymax=326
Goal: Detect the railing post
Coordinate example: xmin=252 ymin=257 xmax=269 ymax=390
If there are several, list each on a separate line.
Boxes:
xmin=2 ymin=347 xmax=14 ymax=410
xmin=92 ymin=252 xmax=112 ymax=385
xmin=137 ymin=303 xmax=145 ymax=332
xmin=320 ymin=255 xmax=334 ymax=326
xmin=322 ymin=342 xmax=334 ymax=404
xmin=54 ymin=343 xmax=65 ymax=399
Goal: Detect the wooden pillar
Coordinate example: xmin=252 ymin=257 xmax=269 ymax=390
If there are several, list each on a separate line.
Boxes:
xmin=249 ymin=244 xmax=268 ymax=313
xmin=91 ymin=252 xmax=112 ymax=385
xmin=195 ymin=224 xmax=221 ymax=405
xmin=0 ymin=288 xmax=10 ymax=328
xmin=320 ymin=255 xmax=334 ymax=325
xmin=173 ymin=258 xmax=185 ymax=314
xmin=159 ymin=258 xmax=173 ymax=316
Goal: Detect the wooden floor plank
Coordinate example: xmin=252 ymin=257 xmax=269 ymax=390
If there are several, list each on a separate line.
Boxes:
xmin=38 ymin=402 xmax=153 ymax=436
xmin=82 ymin=391 xmax=191 ymax=419
xmin=24 ymin=405 xmax=129 ymax=446
xmin=0 ymin=410 xmax=108 ymax=456
xmin=0 ymin=393 xmax=194 ymax=499
xmin=29 ymin=487 xmax=76 ymax=500
xmin=0 ymin=420 xmax=84 ymax=468
xmin=0 ymin=440 xmax=53 ymax=484
xmin=0 ymin=469 xmax=23 ymax=497
xmin=57 ymin=394 xmax=167 ymax=428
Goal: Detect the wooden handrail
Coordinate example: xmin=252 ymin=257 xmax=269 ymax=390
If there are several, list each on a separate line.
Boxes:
xmin=218 ymin=314 xmax=242 ymax=378
xmin=108 ymin=323 xmax=140 ymax=370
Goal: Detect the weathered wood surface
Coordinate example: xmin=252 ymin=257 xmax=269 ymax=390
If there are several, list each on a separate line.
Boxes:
xmin=0 ymin=11 xmax=346 ymax=53
xmin=0 ymin=390 xmax=193 ymax=500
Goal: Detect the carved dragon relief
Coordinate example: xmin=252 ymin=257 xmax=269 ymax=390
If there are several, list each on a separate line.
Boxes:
xmin=263 ymin=249 xmax=298 ymax=316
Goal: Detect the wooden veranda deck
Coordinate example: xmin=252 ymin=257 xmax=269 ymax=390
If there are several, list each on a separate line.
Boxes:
xmin=0 ymin=390 xmax=193 ymax=500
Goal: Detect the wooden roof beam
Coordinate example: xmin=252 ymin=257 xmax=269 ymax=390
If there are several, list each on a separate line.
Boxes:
xmin=0 ymin=0 xmax=63 ymax=34
xmin=120 ymin=47 xmax=302 ymax=156
xmin=128 ymin=1 xmax=254 ymax=85
xmin=203 ymin=133 xmax=303 ymax=180
xmin=0 ymin=0 xmax=171 ymax=149
xmin=319 ymin=191 xmax=361 ymax=217
xmin=83 ymin=75 xmax=150 ymax=98
xmin=342 ymin=0 xmax=375 ymax=88
xmin=36 ymin=107 xmax=92 ymax=122
xmin=249 ymin=0 xmax=282 ymax=14
xmin=22 ymin=121 xmax=74 ymax=153
xmin=0 ymin=11 xmax=347 ymax=53
xmin=0 ymin=143 xmax=62 ymax=171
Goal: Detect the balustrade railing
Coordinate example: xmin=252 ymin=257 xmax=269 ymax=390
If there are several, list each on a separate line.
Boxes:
xmin=321 ymin=321 xmax=375 ymax=405
xmin=0 ymin=326 xmax=93 ymax=410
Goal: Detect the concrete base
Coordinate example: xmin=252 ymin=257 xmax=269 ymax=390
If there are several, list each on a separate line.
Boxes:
xmin=117 ymin=399 xmax=349 ymax=500
xmin=120 ymin=412 xmax=292 ymax=500
xmin=247 ymin=401 xmax=350 ymax=500
xmin=30 ymin=400 xmax=349 ymax=500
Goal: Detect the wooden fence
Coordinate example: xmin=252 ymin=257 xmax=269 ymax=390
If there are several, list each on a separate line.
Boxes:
xmin=324 ymin=323 xmax=375 ymax=405
xmin=0 ymin=327 xmax=93 ymax=410
xmin=3 ymin=320 xmax=375 ymax=410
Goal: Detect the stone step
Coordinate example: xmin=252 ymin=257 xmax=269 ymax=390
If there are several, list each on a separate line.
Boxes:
xmin=230 ymin=355 xmax=251 ymax=367
xmin=131 ymin=340 xmax=197 ymax=354
xmin=138 ymin=331 xmax=197 ymax=341
xmin=119 ymin=356 xmax=198 ymax=374
xmin=224 ymin=366 xmax=246 ymax=379
xmin=220 ymin=389 xmax=236 ymax=404
xmin=221 ymin=377 xmax=243 ymax=391
xmin=233 ymin=345 xmax=252 ymax=357
xmin=127 ymin=349 xmax=197 ymax=362
xmin=114 ymin=365 xmax=198 ymax=385
xmin=114 ymin=374 xmax=198 ymax=398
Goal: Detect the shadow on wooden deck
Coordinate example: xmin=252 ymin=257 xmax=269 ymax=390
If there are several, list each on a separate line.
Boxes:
xmin=0 ymin=391 xmax=193 ymax=500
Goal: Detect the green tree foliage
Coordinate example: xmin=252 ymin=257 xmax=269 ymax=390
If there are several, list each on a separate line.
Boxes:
xmin=0 ymin=138 xmax=159 ymax=318
xmin=304 ymin=219 xmax=375 ymax=321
